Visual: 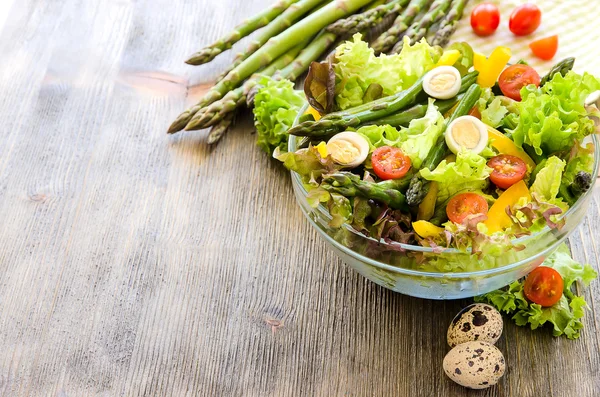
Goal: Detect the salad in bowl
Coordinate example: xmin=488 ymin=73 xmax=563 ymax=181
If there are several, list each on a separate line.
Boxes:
xmin=272 ymin=35 xmax=600 ymax=300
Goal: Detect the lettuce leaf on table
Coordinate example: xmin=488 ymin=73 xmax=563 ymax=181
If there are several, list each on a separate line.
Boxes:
xmin=475 ymin=244 xmax=598 ymax=339
xmin=334 ymin=34 xmax=441 ymax=110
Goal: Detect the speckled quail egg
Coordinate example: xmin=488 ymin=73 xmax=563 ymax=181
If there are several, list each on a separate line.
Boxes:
xmin=447 ymin=303 xmax=503 ymax=348
xmin=443 ymin=341 xmax=506 ymax=389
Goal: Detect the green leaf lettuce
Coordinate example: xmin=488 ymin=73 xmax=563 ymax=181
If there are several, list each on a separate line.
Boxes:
xmin=253 ymin=76 xmax=306 ymax=154
xmin=334 ymin=34 xmax=441 ymax=110
xmin=476 ymin=244 xmax=598 ymax=339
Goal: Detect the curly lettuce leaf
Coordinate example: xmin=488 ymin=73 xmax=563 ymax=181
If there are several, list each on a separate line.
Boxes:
xmin=476 ymin=280 xmax=529 ymax=313
xmin=274 ymin=144 xmax=339 ymax=185
xmin=510 ymin=71 xmax=600 ymax=156
xmin=564 ymin=142 xmax=595 ymax=181
xmin=399 ymin=99 xmax=445 ymax=168
xmin=356 ymin=124 xmax=405 ymax=151
xmin=253 ymin=76 xmax=306 ymax=154
xmin=529 ymin=155 xmax=565 ymax=202
xmin=476 ymin=244 xmax=598 ymax=339
xmin=419 ymin=150 xmax=492 ymax=204
xmin=356 ymin=100 xmax=445 ymax=169
xmin=334 ymin=34 xmax=440 ymax=110
xmin=507 ymin=194 xmax=566 ymax=233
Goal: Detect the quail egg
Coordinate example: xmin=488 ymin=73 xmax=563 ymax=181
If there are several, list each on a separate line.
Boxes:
xmin=445 ymin=115 xmax=489 ymax=155
xmin=326 ymin=131 xmax=370 ymax=168
xmin=423 ymin=66 xmax=462 ymax=100
xmin=447 ymin=303 xmax=503 ymax=347
xmin=443 ymin=341 xmax=506 ymax=389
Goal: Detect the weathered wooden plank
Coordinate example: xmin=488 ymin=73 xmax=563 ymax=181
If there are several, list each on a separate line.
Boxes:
xmin=0 ymin=0 xmax=598 ymax=396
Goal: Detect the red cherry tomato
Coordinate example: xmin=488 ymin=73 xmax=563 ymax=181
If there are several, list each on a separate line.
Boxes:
xmin=446 ymin=193 xmax=489 ymax=224
xmin=487 ymin=155 xmax=528 ymax=189
xmin=471 ymin=3 xmax=501 ymax=37
xmin=529 ymin=35 xmax=558 ymax=61
xmin=523 ymin=266 xmax=564 ymax=307
xmin=509 ymin=4 xmax=542 ymax=36
xmin=371 ymin=146 xmax=411 ymax=180
xmin=498 ymin=64 xmax=541 ymax=101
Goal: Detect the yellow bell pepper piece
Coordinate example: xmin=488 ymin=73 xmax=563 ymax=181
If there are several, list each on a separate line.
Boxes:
xmin=474 ymin=47 xmax=512 ymax=88
xmin=473 ymin=52 xmax=486 ymax=71
xmin=434 ymin=50 xmax=461 ymax=68
xmin=487 ymin=127 xmax=536 ymax=170
xmin=315 ymin=141 xmax=328 ymax=158
xmin=483 ymin=180 xmax=531 ymax=234
xmin=413 ymin=220 xmax=445 ymax=238
xmin=417 ymin=181 xmax=439 ymax=221
xmin=304 ymin=105 xmax=322 ymax=121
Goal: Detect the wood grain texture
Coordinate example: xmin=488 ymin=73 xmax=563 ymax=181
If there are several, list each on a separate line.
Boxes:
xmin=0 ymin=1 xmax=598 ymax=396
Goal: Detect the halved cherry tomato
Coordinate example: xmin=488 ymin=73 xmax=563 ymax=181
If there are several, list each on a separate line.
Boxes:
xmin=487 ymin=154 xmax=527 ymax=189
xmin=498 ymin=64 xmax=541 ymax=101
xmin=529 ymin=35 xmax=558 ymax=61
xmin=371 ymin=146 xmax=411 ymax=180
xmin=509 ymin=4 xmax=542 ymax=36
xmin=470 ymin=3 xmax=500 ymax=37
xmin=523 ymin=266 xmax=564 ymax=307
xmin=446 ymin=193 xmax=489 ymax=224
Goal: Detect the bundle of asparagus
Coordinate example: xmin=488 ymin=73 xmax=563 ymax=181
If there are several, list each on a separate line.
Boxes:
xmin=168 ymin=0 xmax=470 ymax=143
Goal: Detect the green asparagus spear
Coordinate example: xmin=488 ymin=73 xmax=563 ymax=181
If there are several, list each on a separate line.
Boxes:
xmin=169 ymin=0 xmax=372 ymax=134
xmin=391 ymin=0 xmax=451 ymax=53
xmin=362 ymin=71 xmax=478 ymax=127
xmin=185 ymin=42 xmax=306 ymax=131
xmin=289 ymin=76 xmax=425 ymax=137
xmin=431 ymin=0 xmax=469 ymax=47
xmin=207 ymin=113 xmax=236 ymax=145
xmin=540 ymin=57 xmax=575 ymax=86
xmin=323 ymin=172 xmax=408 ymax=209
xmin=404 ymin=84 xmax=482 ymax=206
xmin=370 ymin=0 xmax=432 ymax=54
xmin=185 ymin=0 xmax=300 ymax=66
xmin=172 ymin=0 xmax=323 ymax=132
xmin=326 ymin=0 xmax=410 ymax=36
xmin=187 ymin=33 xmax=336 ymax=131
xmin=215 ymin=0 xmax=327 ymax=81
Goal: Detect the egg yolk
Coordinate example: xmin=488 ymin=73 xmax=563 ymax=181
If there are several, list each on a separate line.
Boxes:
xmin=429 ymin=72 xmax=457 ymax=92
xmin=451 ymin=119 xmax=481 ymax=149
xmin=327 ymin=140 xmax=360 ymax=164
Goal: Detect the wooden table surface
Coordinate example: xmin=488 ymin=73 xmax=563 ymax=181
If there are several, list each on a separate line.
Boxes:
xmin=0 ymin=1 xmax=599 ymax=396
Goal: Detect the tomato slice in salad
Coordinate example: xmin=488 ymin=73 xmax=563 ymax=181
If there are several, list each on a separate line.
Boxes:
xmin=371 ymin=146 xmax=411 ymax=180
xmin=498 ymin=64 xmax=541 ymax=101
xmin=487 ymin=154 xmax=527 ymax=189
xmin=523 ymin=266 xmax=564 ymax=307
xmin=446 ymin=192 xmax=489 ymax=224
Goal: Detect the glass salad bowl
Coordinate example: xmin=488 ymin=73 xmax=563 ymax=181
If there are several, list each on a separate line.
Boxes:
xmin=288 ymin=108 xmax=600 ymax=300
